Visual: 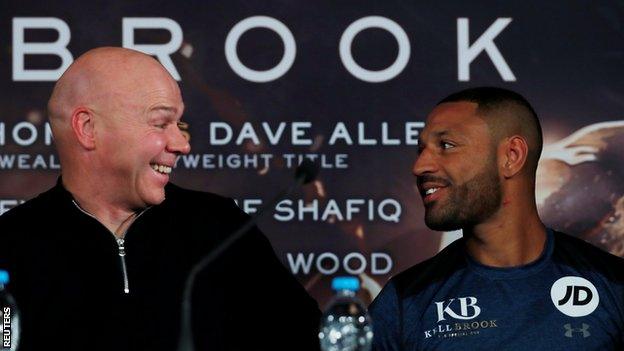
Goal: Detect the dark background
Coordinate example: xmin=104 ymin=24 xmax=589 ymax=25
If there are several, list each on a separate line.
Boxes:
xmin=2 ymin=0 xmax=623 ymax=306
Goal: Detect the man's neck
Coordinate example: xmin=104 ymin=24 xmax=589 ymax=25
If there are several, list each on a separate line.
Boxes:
xmin=463 ymin=205 xmax=547 ymax=268
xmin=63 ymin=177 xmax=140 ymax=237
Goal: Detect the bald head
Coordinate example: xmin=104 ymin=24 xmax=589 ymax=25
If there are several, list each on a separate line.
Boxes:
xmin=438 ymin=87 xmax=543 ymax=176
xmin=48 ymin=47 xmax=180 ymax=151
xmin=48 ymin=47 xmax=175 ymax=124
xmin=46 ymin=47 xmax=189 ymax=211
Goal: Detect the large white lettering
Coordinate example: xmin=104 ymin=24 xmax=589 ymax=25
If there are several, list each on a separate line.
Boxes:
xmin=10 ymin=17 xmax=520 ymax=83
xmin=122 ymin=17 xmax=184 ymax=80
xmin=225 ymin=16 xmax=296 ymax=82
xmin=12 ymin=17 xmax=73 ymax=81
xmin=457 ymin=18 xmax=515 ymax=81
xmin=339 ymin=16 xmax=410 ymax=83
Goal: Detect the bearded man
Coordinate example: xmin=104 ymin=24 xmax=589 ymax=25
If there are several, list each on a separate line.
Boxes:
xmin=369 ymin=87 xmax=624 ymax=350
xmin=0 ymin=47 xmax=321 ymax=351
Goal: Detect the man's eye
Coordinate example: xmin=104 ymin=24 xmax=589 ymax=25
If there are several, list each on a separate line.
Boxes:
xmin=441 ymin=141 xmax=454 ymax=149
xmin=177 ymin=121 xmax=189 ymax=131
xmin=153 ymin=121 xmax=170 ymax=129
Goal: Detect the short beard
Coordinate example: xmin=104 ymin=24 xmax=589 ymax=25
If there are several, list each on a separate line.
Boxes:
xmin=424 ymin=160 xmax=502 ymax=231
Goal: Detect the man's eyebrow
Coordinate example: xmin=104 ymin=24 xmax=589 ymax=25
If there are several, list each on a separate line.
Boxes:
xmin=432 ymin=130 xmax=467 ymax=140
xmin=432 ymin=130 xmax=452 ymax=137
xmin=418 ymin=130 xmax=463 ymax=147
xmin=149 ymin=105 xmax=185 ymax=121
xmin=149 ymin=105 xmax=178 ymax=114
xmin=419 ymin=130 xmax=449 ymax=142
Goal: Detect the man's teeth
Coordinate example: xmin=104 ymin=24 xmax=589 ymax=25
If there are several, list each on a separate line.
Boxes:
xmin=425 ymin=188 xmax=439 ymax=195
xmin=151 ymin=164 xmax=172 ymax=174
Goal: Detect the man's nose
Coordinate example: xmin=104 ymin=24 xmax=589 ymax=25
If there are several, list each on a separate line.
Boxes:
xmin=412 ymin=148 xmax=437 ymax=176
xmin=166 ymin=126 xmax=191 ymax=155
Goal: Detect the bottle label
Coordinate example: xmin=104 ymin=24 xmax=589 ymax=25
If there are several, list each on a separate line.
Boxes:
xmin=1 ymin=307 xmax=12 ymax=348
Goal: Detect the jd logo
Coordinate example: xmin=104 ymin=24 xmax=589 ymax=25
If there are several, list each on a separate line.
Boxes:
xmin=434 ymin=296 xmax=481 ymax=322
xmin=550 ymin=276 xmax=599 ymax=317
xmin=558 ymin=286 xmax=592 ymax=306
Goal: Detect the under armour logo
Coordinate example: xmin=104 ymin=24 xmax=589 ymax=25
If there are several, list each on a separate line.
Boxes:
xmin=564 ymin=323 xmax=590 ymax=338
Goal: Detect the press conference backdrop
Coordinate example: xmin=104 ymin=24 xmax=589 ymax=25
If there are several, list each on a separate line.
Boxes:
xmin=1 ymin=0 xmax=623 ymax=306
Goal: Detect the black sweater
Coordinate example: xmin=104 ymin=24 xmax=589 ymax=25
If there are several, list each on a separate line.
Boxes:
xmin=0 ymin=181 xmax=321 ymax=351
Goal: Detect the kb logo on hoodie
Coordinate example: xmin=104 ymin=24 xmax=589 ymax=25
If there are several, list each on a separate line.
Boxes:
xmin=435 ymin=296 xmax=481 ymax=322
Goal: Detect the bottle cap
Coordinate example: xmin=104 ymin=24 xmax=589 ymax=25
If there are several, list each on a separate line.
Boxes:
xmin=0 ymin=270 xmax=8 ymax=285
xmin=332 ymin=276 xmax=359 ymax=292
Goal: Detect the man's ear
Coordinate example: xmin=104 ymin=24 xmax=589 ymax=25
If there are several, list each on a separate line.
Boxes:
xmin=71 ymin=107 xmax=96 ymax=150
xmin=501 ymin=135 xmax=528 ymax=178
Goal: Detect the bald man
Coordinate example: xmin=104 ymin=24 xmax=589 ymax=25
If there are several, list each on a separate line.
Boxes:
xmin=0 ymin=47 xmax=321 ymax=351
xmin=369 ymin=87 xmax=624 ymax=350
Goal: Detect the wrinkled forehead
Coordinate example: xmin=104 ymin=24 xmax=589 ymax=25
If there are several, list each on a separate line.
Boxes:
xmin=112 ymin=60 xmax=180 ymax=94
xmin=99 ymin=67 xmax=184 ymax=114
xmin=420 ymin=101 xmax=490 ymax=141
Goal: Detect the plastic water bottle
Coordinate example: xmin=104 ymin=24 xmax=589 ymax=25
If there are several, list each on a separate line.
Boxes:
xmin=0 ymin=270 xmax=20 ymax=351
xmin=319 ymin=276 xmax=373 ymax=351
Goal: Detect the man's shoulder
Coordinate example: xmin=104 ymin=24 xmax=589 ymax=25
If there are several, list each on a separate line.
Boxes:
xmin=369 ymin=238 xmax=466 ymax=329
xmin=553 ymin=230 xmax=624 ymax=282
xmin=164 ymin=183 xmax=235 ymax=209
xmin=390 ymin=238 xmax=467 ymax=298
xmin=0 ymin=186 xmax=63 ymax=248
xmin=162 ymin=183 xmax=245 ymax=223
xmin=0 ymin=186 xmax=59 ymax=225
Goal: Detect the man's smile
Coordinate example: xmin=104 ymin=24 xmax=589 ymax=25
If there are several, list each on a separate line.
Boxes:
xmin=422 ymin=185 xmax=448 ymax=205
xmin=150 ymin=163 xmax=172 ymax=175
